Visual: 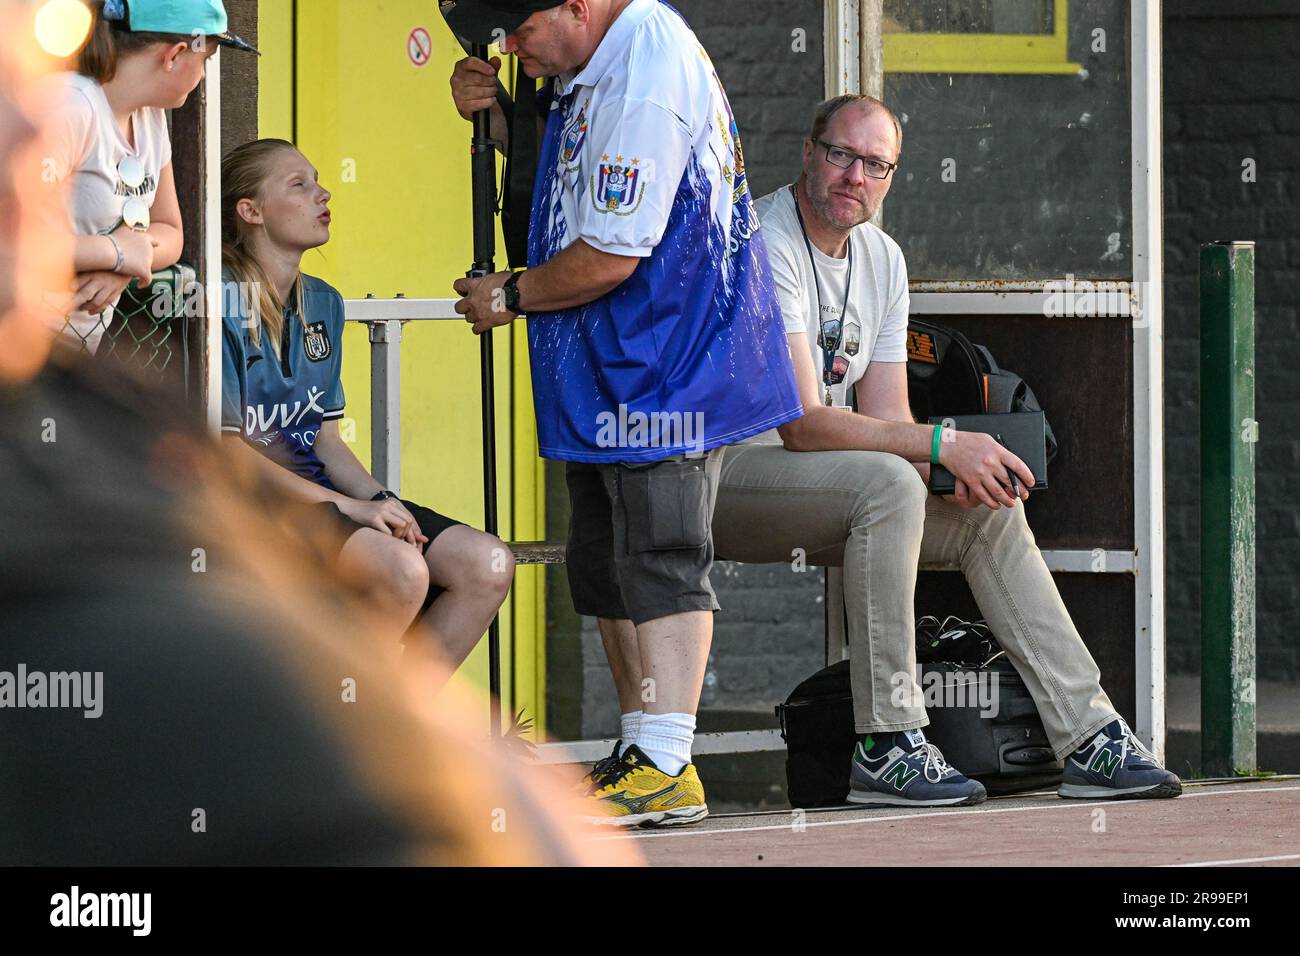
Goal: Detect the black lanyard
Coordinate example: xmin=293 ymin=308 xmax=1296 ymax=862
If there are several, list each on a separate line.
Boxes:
xmin=790 ymin=185 xmax=853 ymax=406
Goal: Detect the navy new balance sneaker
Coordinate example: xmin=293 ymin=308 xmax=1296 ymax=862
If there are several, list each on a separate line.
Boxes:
xmin=1059 ymin=718 xmax=1182 ymax=800
xmin=847 ymin=728 xmax=987 ymax=807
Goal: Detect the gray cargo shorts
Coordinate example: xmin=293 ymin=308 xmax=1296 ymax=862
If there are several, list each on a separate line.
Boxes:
xmin=565 ymin=448 xmax=725 ymax=626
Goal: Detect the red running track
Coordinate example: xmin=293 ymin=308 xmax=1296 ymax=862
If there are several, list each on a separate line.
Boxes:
xmin=591 ymin=780 xmax=1300 ymax=867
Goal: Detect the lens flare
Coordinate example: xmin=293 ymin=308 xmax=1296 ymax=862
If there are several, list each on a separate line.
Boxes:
xmin=34 ymin=0 xmax=93 ymax=59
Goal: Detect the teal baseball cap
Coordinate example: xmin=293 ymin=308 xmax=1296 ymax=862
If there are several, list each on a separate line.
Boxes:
xmin=102 ymin=0 xmax=260 ymax=55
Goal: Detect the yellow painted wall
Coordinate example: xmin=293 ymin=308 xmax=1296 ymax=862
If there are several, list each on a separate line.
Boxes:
xmin=258 ymin=2 xmax=546 ymax=736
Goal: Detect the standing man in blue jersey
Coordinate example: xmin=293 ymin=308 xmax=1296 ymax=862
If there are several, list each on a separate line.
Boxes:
xmin=449 ymin=0 xmax=803 ymax=826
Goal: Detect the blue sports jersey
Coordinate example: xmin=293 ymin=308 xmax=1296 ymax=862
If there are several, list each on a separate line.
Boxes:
xmin=526 ymin=0 xmax=802 ymax=463
xmin=221 ymin=274 xmax=346 ymax=488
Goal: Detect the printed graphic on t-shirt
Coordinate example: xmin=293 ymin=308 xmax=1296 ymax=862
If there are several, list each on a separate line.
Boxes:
xmin=114 ymin=174 xmax=157 ymax=198
xmin=711 ymin=62 xmax=757 ymax=246
xmin=244 ymin=384 xmax=329 ymax=437
xmin=591 ymin=156 xmax=645 ymax=215
xmin=844 ymin=321 xmax=862 ymax=355
xmin=559 ymin=99 xmax=589 ymax=169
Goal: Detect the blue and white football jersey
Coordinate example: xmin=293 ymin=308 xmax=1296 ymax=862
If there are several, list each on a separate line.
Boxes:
xmin=221 ymin=274 xmax=346 ymax=488
xmin=527 ymin=0 xmax=802 ymax=463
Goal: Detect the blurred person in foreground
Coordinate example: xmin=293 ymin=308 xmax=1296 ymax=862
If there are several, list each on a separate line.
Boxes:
xmin=0 ymin=0 xmax=634 ymax=867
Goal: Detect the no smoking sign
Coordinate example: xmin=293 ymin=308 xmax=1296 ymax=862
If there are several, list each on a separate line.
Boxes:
xmin=408 ymin=26 xmax=431 ymax=67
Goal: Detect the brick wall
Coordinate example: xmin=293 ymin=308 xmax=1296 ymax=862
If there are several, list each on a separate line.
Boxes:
xmin=1163 ymin=1 xmax=1300 ymax=677
xmin=669 ymin=0 xmax=825 ymax=200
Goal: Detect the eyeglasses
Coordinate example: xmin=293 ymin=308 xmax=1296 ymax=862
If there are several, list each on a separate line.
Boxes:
xmin=816 ymin=139 xmax=897 ymax=180
xmin=117 ymin=155 xmax=150 ymax=232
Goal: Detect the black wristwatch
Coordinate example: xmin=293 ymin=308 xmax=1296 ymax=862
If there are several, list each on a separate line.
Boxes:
xmin=502 ymin=271 xmax=526 ymax=316
xmin=371 ymin=490 xmax=399 ymax=502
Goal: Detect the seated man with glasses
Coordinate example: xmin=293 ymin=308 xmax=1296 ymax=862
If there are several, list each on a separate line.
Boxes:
xmin=712 ymin=94 xmax=1182 ymax=807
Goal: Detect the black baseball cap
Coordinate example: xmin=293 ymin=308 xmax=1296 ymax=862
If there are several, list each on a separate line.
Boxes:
xmin=440 ymin=0 xmax=565 ymax=44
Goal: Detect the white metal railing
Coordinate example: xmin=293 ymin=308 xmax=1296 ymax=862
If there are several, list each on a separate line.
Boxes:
xmin=343 ymin=297 xmax=460 ymax=495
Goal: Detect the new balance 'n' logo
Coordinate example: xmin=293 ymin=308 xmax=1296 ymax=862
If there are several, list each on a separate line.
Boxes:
xmin=1090 ymin=749 xmax=1122 ymax=779
xmin=882 ymin=762 xmax=921 ymax=791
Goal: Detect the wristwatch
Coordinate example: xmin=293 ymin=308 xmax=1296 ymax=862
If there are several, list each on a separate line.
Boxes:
xmin=502 ymin=271 xmax=526 ymax=316
xmin=371 ymin=490 xmax=399 ymax=502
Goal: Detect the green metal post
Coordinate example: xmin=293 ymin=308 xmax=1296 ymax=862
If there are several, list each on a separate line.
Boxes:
xmin=1199 ymin=241 xmax=1257 ymax=777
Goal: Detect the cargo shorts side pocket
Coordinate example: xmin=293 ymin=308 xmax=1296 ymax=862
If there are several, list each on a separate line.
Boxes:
xmin=619 ymin=459 xmax=712 ymax=551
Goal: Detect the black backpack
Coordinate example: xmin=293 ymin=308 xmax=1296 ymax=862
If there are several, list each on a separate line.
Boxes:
xmin=906 ymin=319 xmax=1058 ymax=465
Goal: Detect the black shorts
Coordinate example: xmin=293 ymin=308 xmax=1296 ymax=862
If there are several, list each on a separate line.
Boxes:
xmin=313 ymin=498 xmax=464 ymax=615
xmin=566 ymin=450 xmax=724 ymax=626
xmin=313 ymin=498 xmax=462 ymax=556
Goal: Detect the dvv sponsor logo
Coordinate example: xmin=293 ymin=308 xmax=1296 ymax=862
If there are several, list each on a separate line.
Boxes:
xmin=245 ymin=386 xmax=327 ymax=434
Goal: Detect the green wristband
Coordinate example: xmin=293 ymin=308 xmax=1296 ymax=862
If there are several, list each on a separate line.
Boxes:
xmin=931 ymin=423 xmax=943 ymax=465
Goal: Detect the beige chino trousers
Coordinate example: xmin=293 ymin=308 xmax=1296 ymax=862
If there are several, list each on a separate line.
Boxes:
xmin=712 ymin=443 xmax=1118 ymax=757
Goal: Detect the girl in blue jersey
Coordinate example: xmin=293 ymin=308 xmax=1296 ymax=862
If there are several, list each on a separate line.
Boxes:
xmin=219 ymin=138 xmax=514 ymax=672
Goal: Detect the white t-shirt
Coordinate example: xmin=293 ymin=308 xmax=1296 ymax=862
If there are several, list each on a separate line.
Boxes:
xmin=47 ymin=72 xmax=172 ymax=353
xmin=746 ymin=185 xmax=910 ymax=444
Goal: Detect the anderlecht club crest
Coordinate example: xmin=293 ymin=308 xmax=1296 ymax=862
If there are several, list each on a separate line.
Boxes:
xmin=592 ymin=159 xmax=644 ymax=216
xmin=304 ymin=321 xmax=331 ymax=362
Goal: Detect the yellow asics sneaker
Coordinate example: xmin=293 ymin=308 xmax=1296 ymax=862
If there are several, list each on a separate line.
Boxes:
xmin=583 ymin=745 xmax=708 ymax=828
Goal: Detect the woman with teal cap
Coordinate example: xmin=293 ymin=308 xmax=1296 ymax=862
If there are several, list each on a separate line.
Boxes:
xmin=48 ymin=0 xmax=256 ymax=354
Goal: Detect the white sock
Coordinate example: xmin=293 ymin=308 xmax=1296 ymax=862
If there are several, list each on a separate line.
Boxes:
xmin=637 ymin=712 xmax=696 ymax=776
xmin=619 ymin=710 xmax=642 ymax=749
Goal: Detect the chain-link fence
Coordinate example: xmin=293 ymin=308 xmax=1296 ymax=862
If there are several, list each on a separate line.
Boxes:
xmin=60 ymin=264 xmax=195 ymax=392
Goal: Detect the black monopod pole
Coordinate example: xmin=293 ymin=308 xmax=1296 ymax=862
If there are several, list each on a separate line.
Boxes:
xmin=467 ymin=40 xmax=503 ymax=738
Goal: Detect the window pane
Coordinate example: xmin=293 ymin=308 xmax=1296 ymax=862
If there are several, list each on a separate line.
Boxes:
xmin=884 ymin=0 xmax=1054 ymax=35
xmin=883 ymin=0 xmax=1131 ymax=281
